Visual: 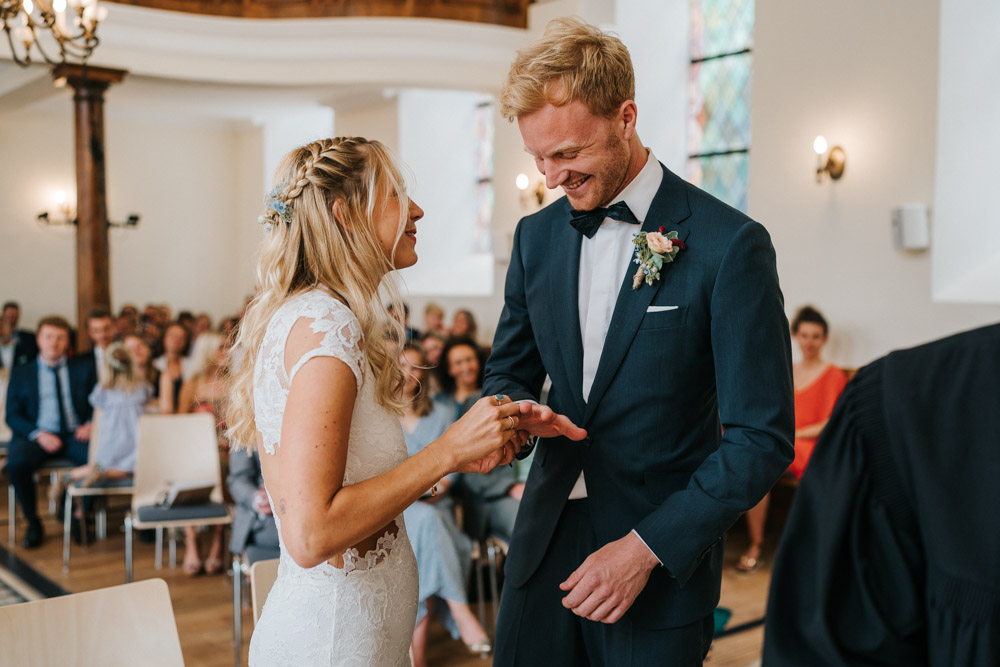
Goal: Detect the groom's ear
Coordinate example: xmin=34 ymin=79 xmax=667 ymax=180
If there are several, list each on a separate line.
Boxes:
xmin=618 ymin=100 xmax=638 ymax=140
xmin=331 ymin=198 xmax=350 ymax=230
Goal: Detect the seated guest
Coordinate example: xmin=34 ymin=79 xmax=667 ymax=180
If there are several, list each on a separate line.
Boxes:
xmin=176 ymin=310 xmax=196 ymax=335
xmin=51 ymin=342 xmax=150 ymax=498
xmin=219 ymin=316 xmax=239 ymax=339
xmin=4 ymin=316 xmax=96 ymax=548
xmin=122 ymin=334 xmax=160 ymax=405
xmin=114 ymin=313 xmax=136 ymax=341
xmin=227 ymin=448 xmax=278 ymax=562
xmin=737 ymin=305 xmax=847 ymax=572
xmin=399 ymin=345 xmax=490 ymax=664
xmin=155 ymin=322 xmax=191 ymax=413
xmin=423 ymin=302 xmax=447 ymax=337
xmin=78 ymin=307 xmax=115 ymax=383
xmin=434 ymin=336 xmax=484 ymax=415
xmin=193 ymin=313 xmax=213 ymax=340
xmin=449 ymin=309 xmax=478 ymax=344
xmin=388 ymin=302 xmax=421 ymax=343
xmin=436 ymin=337 xmax=522 ymax=543
xmin=2 ymin=301 xmax=37 ymax=365
xmin=177 ymin=332 xmax=230 ymax=575
xmin=764 ymin=323 xmax=1000 ymax=666
xmin=139 ymin=314 xmax=164 ymax=359
xmin=420 ymin=330 xmax=446 ymax=369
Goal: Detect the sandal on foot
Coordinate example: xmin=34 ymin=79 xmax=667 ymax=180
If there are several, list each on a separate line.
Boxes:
xmin=183 ymin=558 xmax=203 ymax=576
xmin=736 ymin=548 xmax=763 ymax=573
xmin=204 ymin=557 xmax=223 ymax=575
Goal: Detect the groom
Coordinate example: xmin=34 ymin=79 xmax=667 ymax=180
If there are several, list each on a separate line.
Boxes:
xmin=483 ymin=17 xmax=795 ymax=665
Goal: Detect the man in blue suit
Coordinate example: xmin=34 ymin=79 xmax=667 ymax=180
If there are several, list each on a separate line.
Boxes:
xmin=5 ymin=315 xmax=96 ymax=548
xmin=1 ymin=301 xmax=38 ymax=368
xmin=483 ymin=18 xmax=795 ymax=665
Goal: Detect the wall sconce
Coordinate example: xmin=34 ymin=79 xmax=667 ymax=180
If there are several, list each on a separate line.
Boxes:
xmin=516 ymin=172 xmax=545 ymax=208
xmin=813 ymin=135 xmax=846 ymax=182
xmin=37 ymin=189 xmax=75 ymax=225
xmin=37 ymin=188 xmax=141 ymax=228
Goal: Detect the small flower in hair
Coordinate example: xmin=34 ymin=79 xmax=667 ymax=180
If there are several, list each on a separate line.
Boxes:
xmin=258 ymin=182 xmax=294 ymax=226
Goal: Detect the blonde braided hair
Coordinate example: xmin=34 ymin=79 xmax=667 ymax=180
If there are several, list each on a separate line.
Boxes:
xmin=228 ymin=137 xmax=408 ymax=450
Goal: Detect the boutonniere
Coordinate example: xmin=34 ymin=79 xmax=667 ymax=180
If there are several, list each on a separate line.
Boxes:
xmin=632 ymin=226 xmax=686 ymax=289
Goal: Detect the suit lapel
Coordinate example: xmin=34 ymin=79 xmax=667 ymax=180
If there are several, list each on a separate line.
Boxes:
xmin=582 ymin=165 xmax=692 ymax=425
xmin=547 ymin=201 xmax=587 ymax=417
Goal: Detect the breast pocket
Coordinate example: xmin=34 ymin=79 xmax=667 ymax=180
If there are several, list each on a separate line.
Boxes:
xmin=638 ymin=305 xmax=688 ymax=330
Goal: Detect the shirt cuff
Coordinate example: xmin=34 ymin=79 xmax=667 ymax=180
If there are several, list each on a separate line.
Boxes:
xmin=631 ymin=529 xmax=663 ymax=566
xmin=29 ymin=429 xmax=41 ymax=442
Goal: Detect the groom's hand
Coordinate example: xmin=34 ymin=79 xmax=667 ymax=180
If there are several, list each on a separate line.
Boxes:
xmin=559 ymin=532 xmax=660 ymax=624
xmin=516 ymin=403 xmax=588 ymax=441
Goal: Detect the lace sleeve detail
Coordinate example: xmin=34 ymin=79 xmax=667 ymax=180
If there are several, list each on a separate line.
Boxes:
xmin=287 ymin=307 xmax=364 ymax=389
xmin=253 ymin=291 xmax=366 ymax=455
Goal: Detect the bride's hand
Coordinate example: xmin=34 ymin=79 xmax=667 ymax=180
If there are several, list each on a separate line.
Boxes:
xmin=458 ymin=428 xmax=529 ymax=474
xmin=430 ymin=396 xmax=523 ymax=472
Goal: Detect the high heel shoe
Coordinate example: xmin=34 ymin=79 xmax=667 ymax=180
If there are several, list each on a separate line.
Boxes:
xmin=736 ymin=544 xmax=763 ymax=573
xmin=465 ymin=638 xmax=491 ymax=657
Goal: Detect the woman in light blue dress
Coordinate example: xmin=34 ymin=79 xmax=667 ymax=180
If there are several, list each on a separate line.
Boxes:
xmin=399 ymin=344 xmax=491 ymax=666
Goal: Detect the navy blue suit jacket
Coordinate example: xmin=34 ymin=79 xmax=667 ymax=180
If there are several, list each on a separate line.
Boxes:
xmin=5 ymin=357 xmax=97 ymax=441
xmin=482 ymin=164 xmax=795 ymax=629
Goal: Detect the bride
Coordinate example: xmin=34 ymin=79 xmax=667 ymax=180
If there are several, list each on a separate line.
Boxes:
xmin=227 ymin=137 xmax=528 ymax=665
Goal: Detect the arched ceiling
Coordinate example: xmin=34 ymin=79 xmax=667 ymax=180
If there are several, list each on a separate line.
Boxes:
xmin=108 ymin=0 xmax=532 ymax=28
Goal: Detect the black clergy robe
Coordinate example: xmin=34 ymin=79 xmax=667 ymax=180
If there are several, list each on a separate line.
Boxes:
xmin=764 ymin=323 xmax=1000 ymax=666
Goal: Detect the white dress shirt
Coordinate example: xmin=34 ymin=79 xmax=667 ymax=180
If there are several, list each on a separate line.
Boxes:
xmin=570 ymin=148 xmax=663 ymax=500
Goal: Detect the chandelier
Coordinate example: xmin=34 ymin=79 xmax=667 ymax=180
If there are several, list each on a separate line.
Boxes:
xmin=1 ymin=0 xmax=106 ymax=67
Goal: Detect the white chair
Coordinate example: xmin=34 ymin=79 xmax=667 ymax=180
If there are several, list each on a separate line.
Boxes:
xmin=0 ymin=578 xmax=184 ymax=666
xmin=249 ymin=557 xmax=279 ymax=625
xmin=62 ymin=409 xmax=135 ymax=571
xmin=123 ymin=412 xmax=232 ymax=582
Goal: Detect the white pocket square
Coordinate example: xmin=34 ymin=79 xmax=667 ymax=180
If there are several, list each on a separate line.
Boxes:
xmin=646 ymin=305 xmax=679 ymax=313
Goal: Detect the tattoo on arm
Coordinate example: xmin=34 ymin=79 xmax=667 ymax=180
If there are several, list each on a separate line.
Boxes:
xmin=278 ymin=498 xmax=287 ymax=516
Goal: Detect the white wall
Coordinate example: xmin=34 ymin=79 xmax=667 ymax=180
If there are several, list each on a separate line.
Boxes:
xmin=0 ymin=106 xmax=253 ymax=329
xmin=751 ymin=0 xmax=1000 ymax=366
xmin=932 ymin=0 xmax=1000 ymax=303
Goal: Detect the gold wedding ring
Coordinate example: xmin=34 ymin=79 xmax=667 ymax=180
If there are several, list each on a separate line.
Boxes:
xmin=505 ymin=415 xmax=516 ymax=430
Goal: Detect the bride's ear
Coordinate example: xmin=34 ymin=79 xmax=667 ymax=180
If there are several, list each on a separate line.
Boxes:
xmin=331 ymin=198 xmax=349 ymax=229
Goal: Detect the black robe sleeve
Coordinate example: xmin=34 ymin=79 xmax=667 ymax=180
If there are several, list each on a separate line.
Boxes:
xmin=764 ymin=324 xmax=1000 ymax=667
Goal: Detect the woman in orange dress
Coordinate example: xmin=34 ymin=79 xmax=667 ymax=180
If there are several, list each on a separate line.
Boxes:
xmin=736 ymin=306 xmax=847 ymax=572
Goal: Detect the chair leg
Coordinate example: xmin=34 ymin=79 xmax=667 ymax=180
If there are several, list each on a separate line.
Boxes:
xmin=62 ymin=492 xmax=73 ymax=572
xmin=487 ymin=539 xmax=501 ymax=635
xmin=124 ymin=514 xmax=134 ymax=583
xmin=475 ymin=540 xmax=487 ymax=633
xmin=48 ymin=471 xmax=59 ymax=515
xmin=155 ymin=526 xmax=163 ymax=569
xmin=233 ymin=555 xmax=243 ymax=667
xmin=169 ymin=534 xmax=177 ymax=568
xmin=78 ymin=497 xmax=88 ymax=548
xmin=96 ymin=500 xmax=107 ymax=540
xmin=8 ymin=484 xmax=15 ymax=546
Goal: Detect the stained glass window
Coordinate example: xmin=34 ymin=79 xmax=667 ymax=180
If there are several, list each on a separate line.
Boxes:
xmin=474 ymin=97 xmax=495 ymax=254
xmin=687 ymin=0 xmax=754 ymax=213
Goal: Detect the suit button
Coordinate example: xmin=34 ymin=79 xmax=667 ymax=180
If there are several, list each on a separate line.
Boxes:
xmin=583 ymin=436 xmax=592 ymax=447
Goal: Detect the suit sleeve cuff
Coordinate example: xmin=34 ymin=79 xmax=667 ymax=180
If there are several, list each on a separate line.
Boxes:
xmin=631 ymin=529 xmax=663 ymax=567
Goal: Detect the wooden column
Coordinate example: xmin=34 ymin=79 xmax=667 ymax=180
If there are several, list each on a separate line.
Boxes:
xmin=51 ymin=64 xmax=127 ymax=352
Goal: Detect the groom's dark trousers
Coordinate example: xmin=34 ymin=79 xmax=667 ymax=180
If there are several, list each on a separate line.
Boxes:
xmin=485 ymin=165 xmax=794 ymax=666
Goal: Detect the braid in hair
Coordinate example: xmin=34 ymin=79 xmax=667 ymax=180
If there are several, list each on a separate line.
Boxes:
xmin=227 ymin=136 xmax=408 ymax=450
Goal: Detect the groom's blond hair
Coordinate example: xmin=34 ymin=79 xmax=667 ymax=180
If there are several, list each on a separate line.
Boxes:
xmin=499 ymin=16 xmax=635 ymax=121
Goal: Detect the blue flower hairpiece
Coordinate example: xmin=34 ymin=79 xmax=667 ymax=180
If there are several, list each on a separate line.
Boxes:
xmin=257 ymin=182 xmax=294 ymax=226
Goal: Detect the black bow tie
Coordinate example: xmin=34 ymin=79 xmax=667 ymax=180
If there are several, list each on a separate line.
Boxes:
xmin=569 ymin=201 xmax=639 ymax=238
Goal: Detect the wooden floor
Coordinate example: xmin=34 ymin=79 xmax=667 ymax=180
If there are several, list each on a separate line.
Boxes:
xmin=0 ymin=485 xmax=782 ymax=667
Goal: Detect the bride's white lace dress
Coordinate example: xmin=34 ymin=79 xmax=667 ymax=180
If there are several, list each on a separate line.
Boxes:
xmin=248 ymin=289 xmax=418 ymax=666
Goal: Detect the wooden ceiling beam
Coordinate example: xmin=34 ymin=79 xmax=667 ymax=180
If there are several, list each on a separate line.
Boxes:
xmin=107 ymin=0 xmax=532 ymax=28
